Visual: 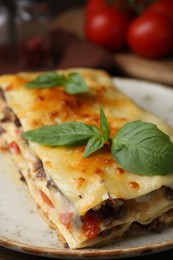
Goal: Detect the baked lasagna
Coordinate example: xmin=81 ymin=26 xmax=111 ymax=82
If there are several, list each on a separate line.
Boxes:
xmin=0 ymin=68 xmax=173 ymax=249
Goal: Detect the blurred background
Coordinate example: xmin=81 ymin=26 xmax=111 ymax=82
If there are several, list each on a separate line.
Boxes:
xmin=0 ymin=0 xmax=172 ymax=86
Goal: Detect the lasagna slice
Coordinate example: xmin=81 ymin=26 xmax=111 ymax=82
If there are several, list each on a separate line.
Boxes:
xmin=0 ymin=68 xmax=173 ymax=249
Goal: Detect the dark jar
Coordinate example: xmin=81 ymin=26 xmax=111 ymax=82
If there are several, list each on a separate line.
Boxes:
xmin=15 ymin=0 xmax=52 ymax=69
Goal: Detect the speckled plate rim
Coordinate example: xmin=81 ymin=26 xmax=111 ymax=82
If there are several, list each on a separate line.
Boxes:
xmin=1 ymin=77 xmax=173 ymax=259
xmin=1 ymin=236 xmax=173 ymax=258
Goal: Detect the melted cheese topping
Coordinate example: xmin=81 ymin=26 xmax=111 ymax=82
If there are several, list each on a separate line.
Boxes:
xmin=1 ymin=68 xmax=173 ymax=216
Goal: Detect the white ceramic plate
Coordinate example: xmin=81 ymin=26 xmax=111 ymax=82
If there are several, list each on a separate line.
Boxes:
xmin=1 ymin=78 xmax=173 ymax=259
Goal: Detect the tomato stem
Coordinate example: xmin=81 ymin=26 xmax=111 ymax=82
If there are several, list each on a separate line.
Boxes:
xmin=106 ymin=0 xmax=116 ymax=4
xmin=127 ymin=0 xmax=154 ymax=14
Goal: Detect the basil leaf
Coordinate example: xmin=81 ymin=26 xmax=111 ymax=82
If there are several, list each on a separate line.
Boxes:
xmin=25 ymin=72 xmax=66 ymax=88
xmin=64 ymin=73 xmax=89 ymax=94
xmin=100 ymin=106 xmax=110 ymax=138
xmin=111 ymin=120 xmax=173 ymax=176
xmin=25 ymin=71 xmax=88 ymax=94
xmin=23 ymin=122 xmax=99 ymax=146
xmin=83 ymin=135 xmax=106 ymax=158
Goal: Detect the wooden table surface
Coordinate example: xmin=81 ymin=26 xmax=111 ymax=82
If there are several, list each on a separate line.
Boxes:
xmin=0 ymin=246 xmax=43 ymax=260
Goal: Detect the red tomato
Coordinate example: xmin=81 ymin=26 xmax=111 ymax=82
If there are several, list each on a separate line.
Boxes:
xmin=82 ymin=213 xmax=100 ymax=240
xmin=9 ymin=141 xmax=21 ymax=154
xmin=85 ymin=7 xmax=129 ymax=51
xmin=40 ymin=190 xmax=54 ymax=208
xmin=145 ymin=0 xmax=173 ymax=23
xmin=85 ymin=0 xmax=107 ymax=15
xmin=127 ymin=12 xmax=173 ymax=58
xmin=59 ymin=212 xmax=73 ymax=229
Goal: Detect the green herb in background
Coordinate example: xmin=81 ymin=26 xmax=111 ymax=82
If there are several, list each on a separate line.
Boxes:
xmin=23 ymin=107 xmax=173 ymax=176
xmin=25 ymin=71 xmax=89 ymax=94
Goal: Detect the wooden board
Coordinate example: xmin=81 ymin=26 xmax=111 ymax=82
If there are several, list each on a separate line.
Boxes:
xmin=114 ymin=53 xmax=173 ymax=87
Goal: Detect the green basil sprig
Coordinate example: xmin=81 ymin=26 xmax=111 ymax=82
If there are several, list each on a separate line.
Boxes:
xmin=23 ymin=122 xmax=100 ymax=147
xmin=83 ymin=106 xmax=110 ymax=157
xmin=112 ymin=121 xmax=173 ymax=176
xmin=24 ymin=107 xmax=109 ymax=158
xmin=25 ymin=71 xmax=88 ymax=94
xmin=23 ymin=107 xmax=173 ymax=176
